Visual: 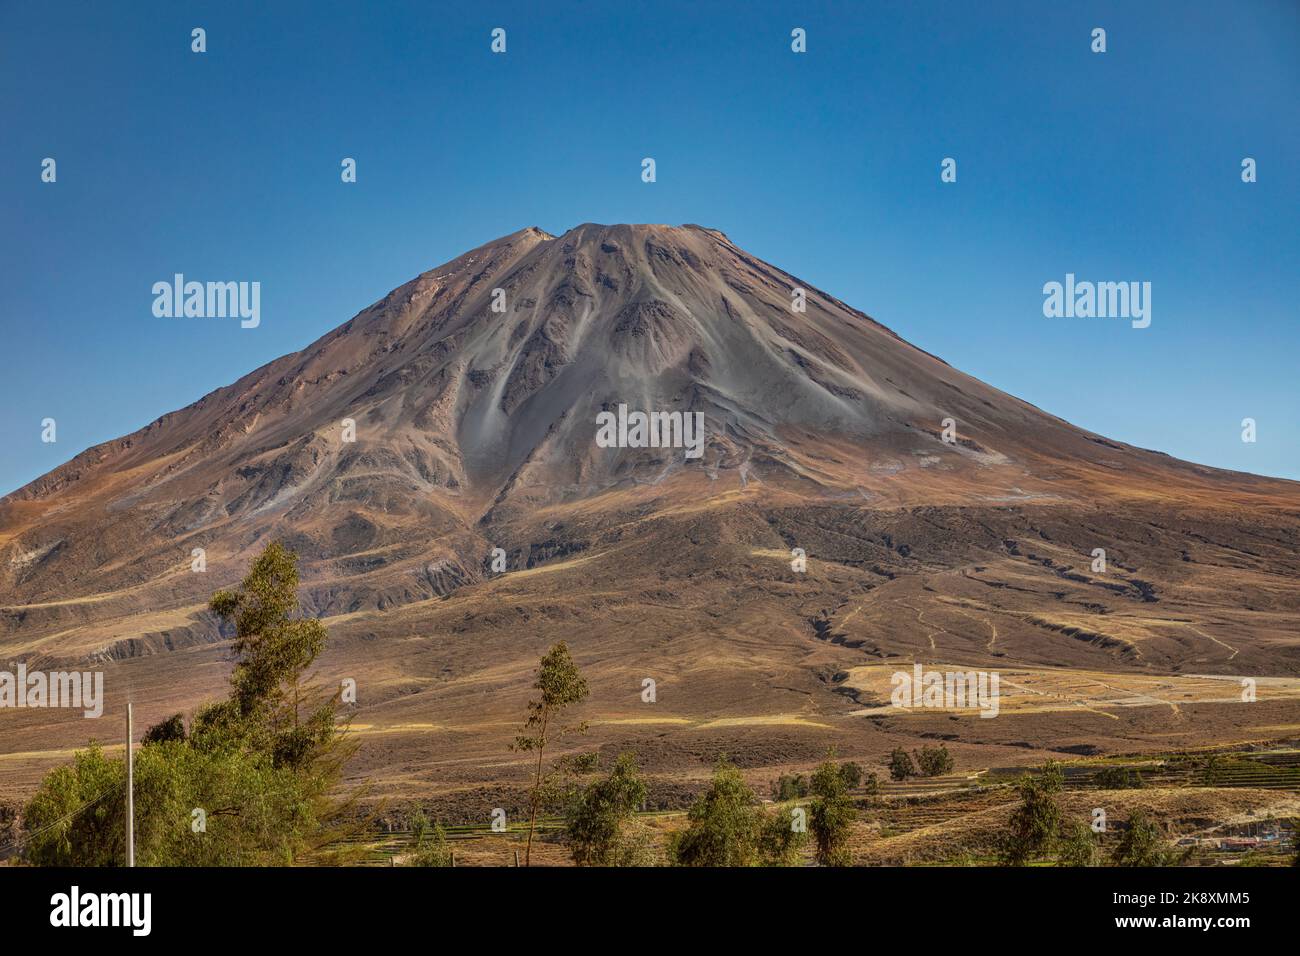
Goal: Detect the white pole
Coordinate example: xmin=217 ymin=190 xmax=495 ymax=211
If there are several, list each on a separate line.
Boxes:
xmin=126 ymin=701 xmax=134 ymax=867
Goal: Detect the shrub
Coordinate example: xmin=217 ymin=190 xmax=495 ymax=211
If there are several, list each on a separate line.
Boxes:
xmin=1095 ymin=766 xmax=1146 ymax=790
xmin=1057 ymin=820 xmax=1097 ymax=867
xmin=408 ymin=810 xmax=453 ymax=867
xmin=566 ymin=752 xmax=648 ymax=866
xmin=888 ymin=747 xmax=917 ymax=782
xmin=809 ymin=759 xmax=856 ymax=866
xmin=915 ymin=744 xmax=954 ymax=777
xmin=999 ymin=761 xmax=1063 ymax=866
xmin=671 ymin=759 xmax=806 ymax=867
xmin=1110 ymin=811 xmax=1176 ymax=866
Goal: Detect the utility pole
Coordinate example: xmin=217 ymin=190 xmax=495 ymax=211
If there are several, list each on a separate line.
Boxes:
xmin=126 ymin=701 xmax=134 ymax=867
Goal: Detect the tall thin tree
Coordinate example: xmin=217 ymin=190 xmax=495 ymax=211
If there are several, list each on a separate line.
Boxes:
xmin=513 ymin=642 xmax=588 ymax=865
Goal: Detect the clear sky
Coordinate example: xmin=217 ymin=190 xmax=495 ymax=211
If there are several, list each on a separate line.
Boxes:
xmin=2 ymin=0 xmax=1297 ymax=495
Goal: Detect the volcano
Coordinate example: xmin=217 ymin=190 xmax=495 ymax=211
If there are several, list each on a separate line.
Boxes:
xmin=3 ymin=224 xmax=1299 ymax=809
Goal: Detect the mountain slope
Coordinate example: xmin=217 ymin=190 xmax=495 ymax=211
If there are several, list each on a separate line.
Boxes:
xmin=3 ymin=224 xmax=1296 ymax=654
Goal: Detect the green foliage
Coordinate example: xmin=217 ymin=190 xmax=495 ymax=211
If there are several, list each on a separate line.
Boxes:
xmin=0 ymin=803 xmax=16 ymax=847
xmin=1110 ymin=811 xmax=1176 ymax=866
xmin=809 ymin=758 xmax=856 ymax=866
xmin=21 ymin=745 xmax=124 ymax=867
xmin=565 ymin=752 xmax=649 ymax=866
xmin=513 ymin=641 xmax=589 ymax=865
xmin=22 ymin=541 xmax=359 ymax=867
xmin=1200 ymin=755 xmax=1224 ymax=786
xmin=609 ymin=819 xmax=661 ymax=867
xmin=1057 ymin=819 xmax=1098 ymax=867
xmin=142 ymin=714 xmax=187 ymax=745
xmin=888 ymin=747 xmax=916 ymax=782
xmin=860 ymin=771 xmax=880 ymax=796
xmin=513 ymin=641 xmax=590 ymax=755
xmin=839 ymin=761 xmax=863 ymax=790
xmin=670 ymin=760 xmax=762 ymax=866
xmin=669 ymin=759 xmax=808 ymax=867
xmin=408 ymin=810 xmax=453 ymax=867
xmin=22 ymin=738 xmax=334 ymax=866
xmin=1095 ymin=766 xmax=1146 ymax=790
xmin=999 ymin=761 xmax=1064 ymax=866
xmin=206 ymin=541 xmax=333 ymax=769
xmin=757 ymin=806 xmax=807 ymax=867
xmin=914 ymin=744 xmax=954 ymax=777
xmin=771 ymin=773 xmax=808 ymax=802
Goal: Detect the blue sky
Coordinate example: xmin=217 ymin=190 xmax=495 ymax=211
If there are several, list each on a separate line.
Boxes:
xmin=2 ymin=0 xmax=1297 ymax=494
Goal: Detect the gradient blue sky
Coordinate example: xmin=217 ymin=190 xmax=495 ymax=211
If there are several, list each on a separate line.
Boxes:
xmin=3 ymin=0 xmax=1297 ymax=495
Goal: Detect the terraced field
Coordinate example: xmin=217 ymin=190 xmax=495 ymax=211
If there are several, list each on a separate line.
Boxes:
xmin=326 ymin=747 xmax=1300 ymax=866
